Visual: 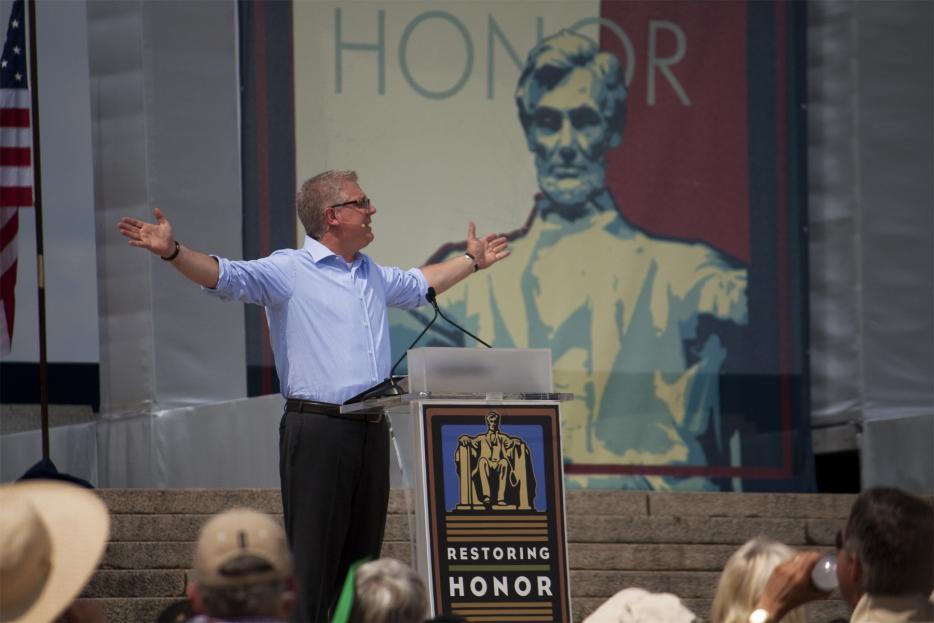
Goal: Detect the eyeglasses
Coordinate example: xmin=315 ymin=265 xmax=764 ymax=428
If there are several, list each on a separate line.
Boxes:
xmin=329 ymin=196 xmax=371 ymax=211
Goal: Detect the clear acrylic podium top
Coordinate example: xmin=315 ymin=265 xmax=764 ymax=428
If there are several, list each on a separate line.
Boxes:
xmin=408 ymin=347 xmax=553 ymax=394
xmin=342 ymin=347 xmax=571 ymax=413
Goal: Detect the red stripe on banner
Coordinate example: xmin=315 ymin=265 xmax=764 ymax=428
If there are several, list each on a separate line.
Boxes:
xmin=254 ymin=2 xmax=274 ymax=395
xmin=774 ymin=1 xmax=793 ymax=477
xmin=0 ymin=147 xmax=30 ymax=166
xmin=0 ymin=186 xmax=31 ymax=208
xmin=0 ymin=259 xmax=16 ymax=289
xmin=1 ymin=265 xmax=15 ymax=342
xmin=599 ymin=1 xmax=750 ymax=263
xmin=0 ymin=206 xmax=18 ymax=247
xmin=0 ymin=108 xmax=30 ymax=128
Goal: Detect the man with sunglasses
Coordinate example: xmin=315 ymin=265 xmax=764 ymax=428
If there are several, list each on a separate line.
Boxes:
xmin=749 ymin=486 xmax=933 ymax=623
xmin=118 ymin=169 xmax=510 ymax=622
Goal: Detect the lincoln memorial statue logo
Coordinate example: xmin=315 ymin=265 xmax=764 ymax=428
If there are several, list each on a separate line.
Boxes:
xmin=454 ymin=411 xmax=538 ymax=511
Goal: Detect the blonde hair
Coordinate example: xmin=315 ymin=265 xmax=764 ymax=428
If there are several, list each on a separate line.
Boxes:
xmin=710 ymin=538 xmax=808 ymax=623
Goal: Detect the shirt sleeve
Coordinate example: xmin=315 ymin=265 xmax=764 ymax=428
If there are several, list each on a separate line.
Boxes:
xmin=378 ymin=265 xmax=429 ymax=310
xmin=203 ymin=250 xmax=295 ymax=306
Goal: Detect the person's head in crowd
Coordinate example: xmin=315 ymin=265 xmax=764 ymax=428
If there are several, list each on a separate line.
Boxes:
xmin=711 ymin=537 xmax=807 ymax=623
xmin=836 ymin=486 xmax=934 ymax=607
xmin=753 ymin=486 xmax=934 ymax=623
xmin=346 ymin=558 xmax=428 ymax=623
xmin=187 ymin=508 xmax=295 ymax=621
xmin=515 ymin=29 xmax=628 ymax=210
xmin=0 ymin=480 xmax=110 ymax=623
xmin=582 ymin=587 xmax=700 ymax=623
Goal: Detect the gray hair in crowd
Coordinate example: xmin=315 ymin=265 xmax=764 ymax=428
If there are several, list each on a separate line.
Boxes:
xmin=843 ymin=486 xmax=934 ymax=595
xmin=349 ymin=558 xmax=428 ymax=623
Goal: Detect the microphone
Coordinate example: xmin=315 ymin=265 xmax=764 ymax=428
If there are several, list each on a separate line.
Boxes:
xmin=389 ymin=293 xmax=439 ymax=378
xmin=426 ymin=287 xmax=492 ymax=348
xmin=343 ymin=289 xmax=439 ymax=404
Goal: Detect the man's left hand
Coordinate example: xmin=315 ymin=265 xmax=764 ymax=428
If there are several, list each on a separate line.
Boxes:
xmin=466 ymin=222 xmax=510 ymax=270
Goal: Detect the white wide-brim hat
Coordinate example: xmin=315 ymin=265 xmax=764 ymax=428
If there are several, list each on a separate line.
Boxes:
xmin=0 ymin=480 xmax=110 ymax=623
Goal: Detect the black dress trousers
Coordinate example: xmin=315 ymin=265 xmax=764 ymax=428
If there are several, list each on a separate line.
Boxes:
xmin=279 ymin=407 xmax=390 ymax=622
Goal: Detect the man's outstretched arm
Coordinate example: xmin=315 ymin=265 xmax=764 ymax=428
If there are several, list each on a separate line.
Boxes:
xmin=420 ymin=222 xmax=510 ymax=295
xmin=117 ymin=208 xmax=220 ymax=289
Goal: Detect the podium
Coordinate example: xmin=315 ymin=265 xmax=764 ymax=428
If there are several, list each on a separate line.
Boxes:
xmin=342 ymin=348 xmax=573 ymax=622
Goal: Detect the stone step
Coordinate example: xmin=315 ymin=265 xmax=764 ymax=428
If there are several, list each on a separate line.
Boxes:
xmin=646 ymin=491 xmax=856 ymax=519
xmin=106 ymin=511 xmax=835 ymax=551
xmin=82 ymin=570 xmax=186 ymax=599
xmin=100 ymin=540 xmax=750 ymax=573
xmin=569 ymin=570 xmax=720 ymax=599
xmin=77 ymin=597 xmax=181 ymax=623
xmin=81 ymin=568 xmax=718 ymax=600
xmin=81 ymin=568 xmax=730 ymax=601
xmin=101 ymin=541 xmax=766 ymax=577
xmin=98 ymin=488 xmax=282 ymax=515
xmin=98 ymin=489 xmax=859 ymax=519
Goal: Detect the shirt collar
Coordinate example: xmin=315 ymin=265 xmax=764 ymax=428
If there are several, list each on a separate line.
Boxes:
xmin=303 ymin=235 xmax=369 ymax=267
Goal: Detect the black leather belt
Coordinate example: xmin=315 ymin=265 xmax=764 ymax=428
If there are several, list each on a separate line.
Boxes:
xmin=284 ymin=399 xmax=383 ymax=423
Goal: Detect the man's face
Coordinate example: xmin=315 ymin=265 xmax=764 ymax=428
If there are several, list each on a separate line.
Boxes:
xmin=525 ymin=67 xmax=618 ymax=208
xmin=486 ymin=412 xmax=500 ymax=431
xmin=330 ymin=180 xmax=375 ymax=251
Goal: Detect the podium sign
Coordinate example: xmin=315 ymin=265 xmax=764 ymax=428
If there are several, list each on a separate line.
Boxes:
xmin=418 ymin=402 xmax=571 ymax=622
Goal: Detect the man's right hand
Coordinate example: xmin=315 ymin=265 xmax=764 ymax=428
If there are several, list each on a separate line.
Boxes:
xmin=117 ymin=207 xmax=175 ymax=257
xmin=116 ymin=207 xmax=221 ymax=288
xmin=753 ymin=550 xmax=830 ymax=622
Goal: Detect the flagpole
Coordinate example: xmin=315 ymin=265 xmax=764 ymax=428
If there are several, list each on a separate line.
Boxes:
xmin=25 ymin=0 xmax=48 ymax=459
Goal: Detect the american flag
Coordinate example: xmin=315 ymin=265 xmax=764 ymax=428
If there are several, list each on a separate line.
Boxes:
xmin=0 ymin=0 xmax=32 ymax=355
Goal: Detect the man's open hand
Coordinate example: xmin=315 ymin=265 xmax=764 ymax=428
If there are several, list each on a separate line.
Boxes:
xmin=465 ymin=222 xmax=510 ymax=270
xmin=117 ymin=208 xmax=175 ymax=257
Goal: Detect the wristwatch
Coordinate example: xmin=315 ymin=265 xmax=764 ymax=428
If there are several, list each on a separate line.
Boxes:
xmin=749 ymin=608 xmax=773 ymax=623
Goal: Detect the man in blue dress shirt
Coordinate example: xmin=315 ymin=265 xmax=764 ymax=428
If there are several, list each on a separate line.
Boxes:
xmin=118 ymin=170 xmax=510 ymax=621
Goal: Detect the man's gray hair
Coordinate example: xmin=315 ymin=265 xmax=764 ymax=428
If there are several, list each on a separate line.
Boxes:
xmin=844 ymin=486 xmax=933 ymax=595
xmin=515 ymin=30 xmax=628 ymax=139
xmin=296 ymin=169 xmax=358 ymax=239
xmin=349 ymin=558 xmax=428 ymax=623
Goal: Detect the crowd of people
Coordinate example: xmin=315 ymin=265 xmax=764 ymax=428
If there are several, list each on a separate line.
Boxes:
xmin=1 ymin=478 xmax=930 ymax=623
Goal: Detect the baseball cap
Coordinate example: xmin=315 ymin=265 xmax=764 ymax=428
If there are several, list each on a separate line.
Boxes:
xmin=193 ymin=508 xmax=292 ymax=587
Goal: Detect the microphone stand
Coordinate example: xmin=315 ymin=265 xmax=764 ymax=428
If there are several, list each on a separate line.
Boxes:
xmin=343 ymin=293 xmax=439 ymax=404
xmin=427 ymin=287 xmax=492 ymax=348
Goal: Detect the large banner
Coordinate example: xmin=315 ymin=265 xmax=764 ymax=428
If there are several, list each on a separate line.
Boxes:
xmin=242 ymin=0 xmax=810 ymax=491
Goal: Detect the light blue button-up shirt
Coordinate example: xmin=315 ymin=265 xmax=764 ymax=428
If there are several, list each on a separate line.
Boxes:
xmin=205 ymin=236 xmax=429 ymax=403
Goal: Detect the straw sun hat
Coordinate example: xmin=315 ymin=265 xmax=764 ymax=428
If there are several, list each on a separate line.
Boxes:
xmin=0 ymin=480 xmax=110 ymax=623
